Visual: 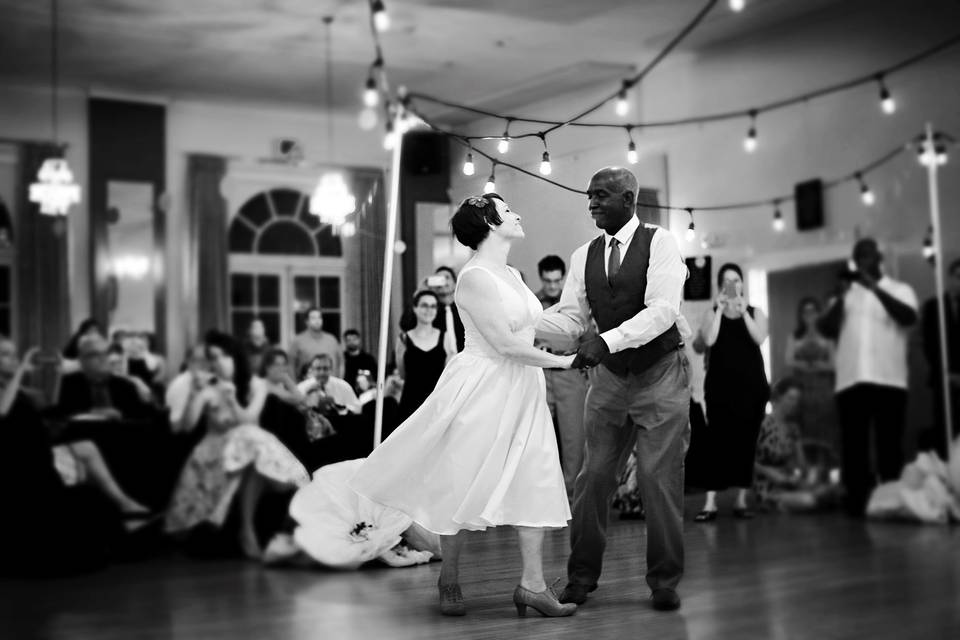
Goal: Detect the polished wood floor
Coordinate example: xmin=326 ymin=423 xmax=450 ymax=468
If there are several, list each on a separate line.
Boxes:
xmin=3 ymin=509 xmax=959 ymax=640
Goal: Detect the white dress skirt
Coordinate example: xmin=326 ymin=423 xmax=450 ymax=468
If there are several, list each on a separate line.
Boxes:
xmin=349 ymin=264 xmax=571 ymax=535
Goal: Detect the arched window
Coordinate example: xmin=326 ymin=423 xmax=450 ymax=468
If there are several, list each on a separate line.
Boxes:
xmin=228 ymin=188 xmax=342 ymax=257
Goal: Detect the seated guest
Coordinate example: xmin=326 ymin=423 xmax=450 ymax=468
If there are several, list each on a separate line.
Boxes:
xmin=244 ymin=318 xmax=272 ymax=377
xmin=57 ymin=334 xmax=152 ymax=421
xmin=165 ymin=378 xmax=309 ymax=559
xmin=754 ymin=377 xmax=840 ymax=511
xmin=106 ymin=344 xmax=153 ymax=405
xmin=165 ymin=344 xmax=215 ymax=434
xmin=123 ymin=331 xmax=167 ymax=392
xmin=259 ymin=349 xmax=324 ymax=470
xmin=343 ymin=329 xmax=377 ymax=392
xmin=298 ymin=353 xmax=361 ymax=416
xmin=205 ymin=330 xmax=269 ymax=424
xmin=0 ymin=337 xmax=145 ymax=577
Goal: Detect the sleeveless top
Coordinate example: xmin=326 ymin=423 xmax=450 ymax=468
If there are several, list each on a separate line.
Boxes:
xmin=455 ymin=264 xmax=543 ymax=360
xmin=705 ymin=307 xmax=769 ymax=394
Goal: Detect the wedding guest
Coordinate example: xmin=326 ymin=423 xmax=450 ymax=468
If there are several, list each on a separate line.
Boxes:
xmin=431 ymin=266 xmax=466 ymax=352
xmin=124 ymin=331 xmax=166 ymax=390
xmin=785 ymin=297 xmax=839 ymax=457
xmin=258 ymin=349 xmax=322 ymax=471
xmin=921 ymin=256 xmax=960 ymax=454
xmin=57 ymin=334 xmax=152 ymax=421
xmin=754 ymin=377 xmax=841 ymax=511
xmin=165 ymin=344 xmax=215 ymax=434
xmin=61 ymin=318 xmax=104 ymax=373
xmin=395 ymin=290 xmax=455 ymax=431
xmin=693 ymin=262 xmax=770 ymax=521
xmin=819 ymin=238 xmax=918 ymax=516
xmin=298 ymin=353 xmax=361 ymax=416
xmin=244 ymin=318 xmax=272 ymax=376
xmin=343 ymin=328 xmax=377 ymax=392
xmin=534 ymin=254 xmax=588 ymax=494
xmin=106 ymin=344 xmax=153 ymax=404
xmin=289 ymin=307 xmax=342 ymax=379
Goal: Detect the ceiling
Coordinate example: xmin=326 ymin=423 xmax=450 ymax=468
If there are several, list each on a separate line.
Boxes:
xmin=0 ymin=0 xmax=855 ymax=122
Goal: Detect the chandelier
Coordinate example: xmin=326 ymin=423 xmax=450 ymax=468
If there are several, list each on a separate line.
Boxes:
xmin=30 ymin=0 xmax=81 ymax=217
xmin=309 ymin=15 xmax=356 ymax=228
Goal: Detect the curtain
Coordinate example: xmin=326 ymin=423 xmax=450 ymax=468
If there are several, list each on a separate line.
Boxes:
xmin=16 ymin=142 xmax=71 ymax=401
xmin=187 ymin=154 xmax=229 ymax=341
xmin=356 ymin=170 xmax=388 ymax=359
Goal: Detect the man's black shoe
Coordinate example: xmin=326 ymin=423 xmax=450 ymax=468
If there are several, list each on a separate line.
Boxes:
xmin=651 ymin=588 xmax=681 ymax=611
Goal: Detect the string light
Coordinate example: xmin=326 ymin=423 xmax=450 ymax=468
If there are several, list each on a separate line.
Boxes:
xmin=538 ymin=134 xmax=552 ymax=175
xmin=498 ymin=120 xmax=511 ymax=154
xmin=729 ymin=0 xmax=746 ymax=12
xmin=855 ymin=172 xmax=875 ymax=206
xmin=371 ymin=0 xmax=389 ymax=32
xmin=363 ymin=75 xmax=379 ymax=108
xmin=922 ymin=226 xmax=935 ymax=261
xmin=772 ymin=203 xmax=785 ymax=232
xmin=484 ymin=164 xmax=497 ymax=193
xmin=615 ymin=81 xmax=631 ymax=117
xmin=625 ymin=127 xmax=638 ymax=164
xmin=383 ymin=120 xmax=396 ymax=150
xmin=743 ymin=110 xmax=758 ymax=153
xmin=876 ymin=75 xmax=895 ymax=115
xmin=685 ymin=209 xmax=696 ymax=242
xmin=462 ymin=151 xmax=475 ymax=176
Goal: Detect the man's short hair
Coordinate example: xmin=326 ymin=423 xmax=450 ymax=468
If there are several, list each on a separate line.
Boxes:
xmin=538 ymin=255 xmax=566 ymax=277
xmin=343 ymin=329 xmax=360 ymax=339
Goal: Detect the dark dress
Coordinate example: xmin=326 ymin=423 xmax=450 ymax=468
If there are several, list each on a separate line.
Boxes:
xmin=700 ymin=308 xmax=770 ymax=490
xmin=394 ymin=332 xmax=448 ymax=434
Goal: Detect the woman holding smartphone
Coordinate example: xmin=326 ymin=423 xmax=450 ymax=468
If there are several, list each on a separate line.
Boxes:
xmin=692 ymin=263 xmax=770 ymax=521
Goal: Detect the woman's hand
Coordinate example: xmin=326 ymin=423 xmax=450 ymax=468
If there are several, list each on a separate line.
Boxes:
xmin=731 ymin=297 xmax=748 ymax=315
xmin=715 ymin=294 xmax=729 ymax=310
xmin=558 ymin=354 xmax=577 ymax=370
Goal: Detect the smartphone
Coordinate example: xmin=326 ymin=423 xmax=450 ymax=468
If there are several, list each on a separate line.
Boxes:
xmin=722 ymin=281 xmax=737 ymax=298
xmin=426 ymin=275 xmax=446 ymax=287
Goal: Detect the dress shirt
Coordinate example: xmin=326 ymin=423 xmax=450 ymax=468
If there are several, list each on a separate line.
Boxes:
xmin=537 ymin=217 xmax=691 ymax=353
xmin=297 ymin=375 xmax=361 ymax=414
xmin=835 ymin=276 xmax=918 ymax=392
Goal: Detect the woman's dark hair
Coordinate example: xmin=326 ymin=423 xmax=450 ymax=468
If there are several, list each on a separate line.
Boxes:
xmin=793 ymin=296 xmax=822 ymax=340
xmin=716 ymin=262 xmax=744 ymax=288
xmin=450 ymin=193 xmax=505 ymax=250
xmin=259 ymin=347 xmax=288 ymax=378
xmin=204 ymin=329 xmax=251 ymax=406
xmin=412 ymin=289 xmax=439 ymax=307
xmin=770 ymin=376 xmax=803 ymax=401
xmin=63 ymin=318 xmax=102 ymax=359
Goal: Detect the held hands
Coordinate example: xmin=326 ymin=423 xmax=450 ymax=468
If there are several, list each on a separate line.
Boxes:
xmin=571 ymin=337 xmax=610 ymax=370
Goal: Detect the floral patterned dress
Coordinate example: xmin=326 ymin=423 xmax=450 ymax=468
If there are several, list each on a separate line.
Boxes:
xmin=753 ymin=414 xmax=802 ymax=504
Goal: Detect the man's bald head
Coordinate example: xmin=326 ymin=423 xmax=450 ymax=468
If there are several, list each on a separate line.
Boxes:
xmin=586 ymin=167 xmax=639 ymax=234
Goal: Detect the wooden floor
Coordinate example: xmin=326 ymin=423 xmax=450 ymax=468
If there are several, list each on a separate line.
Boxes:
xmin=3 ymin=511 xmax=959 ymax=640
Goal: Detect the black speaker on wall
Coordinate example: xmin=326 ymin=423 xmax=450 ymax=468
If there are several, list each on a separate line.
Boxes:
xmin=401 ymin=131 xmax=449 ymax=176
xmin=794 ymin=178 xmax=824 ymax=231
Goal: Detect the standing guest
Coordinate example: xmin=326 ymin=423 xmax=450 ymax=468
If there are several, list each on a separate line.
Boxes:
xmin=244 ymin=318 xmax=272 ymax=376
xmin=537 ymin=167 xmax=690 ymax=612
xmin=819 ymin=238 xmax=918 ymax=516
xmin=754 ymin=377 xmax=841 ymax=511
xmin=289 ymin=307 xmax=342 ymax=379
xmin=785 ymin=297 xmax=839 ymax=456
xmin=693 ymin=262 xmax=770 ymax=521
xmin=57 ymin=334 xmax=152 ymax=421
xmin=534 ymin=254 xmax=589 ymax=495
xmin=431 ymin=266 xmax=466 ymax=353
xmin=342 ymin=329 xmax=378 ymax=392
xmin=921 ymin=256 xmax=960 ymax=454
xmin=395 ymin=290 xmax=455 ymax=431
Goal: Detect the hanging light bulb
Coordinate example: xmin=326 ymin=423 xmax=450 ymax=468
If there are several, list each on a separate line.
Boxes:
xmin=363 ymin=75 xmax=379 ymax=108
xmin=729 ymin=0 xmax=746 ymax=12
xmin=616 ymin=89 xmax=629 ymax=117
xmin=772 ymin=204 xmax=785 ymax=232
xmin=309 ymin=172 xmax=356 ymax=226
xmin=627 ymin=141 xmax=638 ymax=165
xmin=743 ymin=111 xmax=758 ymax=153
xmin=935 ymin=143 xmax=948 ymax=165
xmin=685 ymin=210 xmax=696 ymax=242
xmin=539 ymin=151 xmax=552 ymax=175
xmin=462 ymin=152 xmax=475 ymax=176
xmin=383 ymin=120 xmax=396 ymax=150
xmin=498 ymin=120 xmax=511 ymax=154
xmin=922 ymin=226 xmax=935 ymax=261
xmin=876 ymin=75 xmax=895 ymax=115
xmin=856 ymin=173 xmax=875 ymax=206
xmin=484 ymin=165 xmax=496 ymax=194
xmin=371 ymin=0 xmax=390 ymax=32
xmin=340 ymin=221 xmax=357 ymax=238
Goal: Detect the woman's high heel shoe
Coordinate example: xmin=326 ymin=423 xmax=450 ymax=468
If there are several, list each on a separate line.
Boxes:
xmin=438 ymin=579 xmax=466 ymax=616
xmin=513 ymin=585 xmax=577 ymax=617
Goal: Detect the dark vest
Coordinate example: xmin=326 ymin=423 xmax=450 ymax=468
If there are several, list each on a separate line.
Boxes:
xmin=584 ymin=225 xmax=682 ymax=376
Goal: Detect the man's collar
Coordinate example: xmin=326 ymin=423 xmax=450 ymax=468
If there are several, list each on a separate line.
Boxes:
xmin=604 ymin=214 xmax=640 ymax=246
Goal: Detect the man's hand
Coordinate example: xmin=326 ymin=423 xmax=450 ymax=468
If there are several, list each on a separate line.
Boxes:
xmin=855 ymin=270 xmax=878 ymax=291
xmin=574 ymin=337 xmax=610 ymax=369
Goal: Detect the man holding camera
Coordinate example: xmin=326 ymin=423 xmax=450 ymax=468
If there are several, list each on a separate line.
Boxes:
xmin=819 ymin=238 xmax=918 ymax=516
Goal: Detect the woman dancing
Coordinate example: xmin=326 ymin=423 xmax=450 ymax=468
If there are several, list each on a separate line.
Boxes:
xmin=350 ymin=194 xmax=576 ymax=618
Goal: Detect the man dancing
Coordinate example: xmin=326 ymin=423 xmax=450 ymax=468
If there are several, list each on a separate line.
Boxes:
xmin=537 ymin=166 xmax=690 ymax=611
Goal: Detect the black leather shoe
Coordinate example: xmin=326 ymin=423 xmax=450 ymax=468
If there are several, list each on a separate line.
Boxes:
xmin=694 ymin=509 xmax=717 ymax=522
xmin=558 ymin=583 xmax=595 ymax=605
xmin=650 ymin=588 xmax=681 ymax=611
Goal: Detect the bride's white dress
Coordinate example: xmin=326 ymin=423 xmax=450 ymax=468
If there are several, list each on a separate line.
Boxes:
xmin=349 ymin=263 xmax=571 ymax=535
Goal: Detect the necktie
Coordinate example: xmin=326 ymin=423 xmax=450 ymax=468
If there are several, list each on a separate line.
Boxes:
xmin=607 ymin=237 xmax=621 ymax=285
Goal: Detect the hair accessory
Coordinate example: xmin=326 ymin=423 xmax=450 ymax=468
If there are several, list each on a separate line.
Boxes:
xmin=466 ymin=196 xmax=488 ymax=208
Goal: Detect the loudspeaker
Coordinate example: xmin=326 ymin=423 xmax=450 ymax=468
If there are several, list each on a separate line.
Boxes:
xmin=402 ymin=132 xmax=449 ymax=176
xmin=684 ymin=256 xmax=712 ymax=301
xmin=794 ymin=179 xmax=824 ymax=231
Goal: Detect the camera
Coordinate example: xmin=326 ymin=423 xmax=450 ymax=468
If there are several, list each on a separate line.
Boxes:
xmin=426 ymin=275 xmax=446 ymax=287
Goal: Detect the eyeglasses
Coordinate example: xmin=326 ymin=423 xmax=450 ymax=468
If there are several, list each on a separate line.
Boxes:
xmin=417 ymin=303 xmax=438 ymax=309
